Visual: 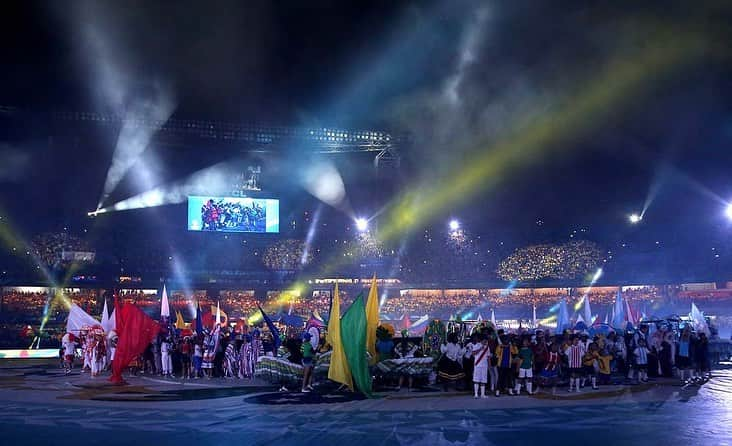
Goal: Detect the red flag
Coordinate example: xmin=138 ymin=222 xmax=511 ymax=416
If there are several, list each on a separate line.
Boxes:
xmin=110 ymin=303 xmax=159 ymax=385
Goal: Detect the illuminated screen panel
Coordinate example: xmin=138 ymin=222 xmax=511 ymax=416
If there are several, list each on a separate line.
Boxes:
xmin=187 ymin=196 xmax=279 ymax=233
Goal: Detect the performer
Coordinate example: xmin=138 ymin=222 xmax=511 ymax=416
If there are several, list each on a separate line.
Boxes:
xmin=677 ymin=327 xmax=693 ymax=384
xmin=301 ymin=332 xmax=315 ymax=392
xmin=494 ymin=335 xmax=518 ymax=396
xmin=62 ymin=334 xmax=76 ymax=375
xmin=82 ymin=332 xmax=94 ymax=373
xmin=91 ymin=333 xmax=106 ymax=377
xmin=438 ymin=333 xmax=465 ymax=390
xmin=224 ymin=337 xmax=239 ymax=378
xmin=471 ymin=334 xmax=491 ymax=398
xmin=463 ymin=334 xmax=478 ymax=390
xmin=538 ymin=343 xmax=560 ymax=391
xmin=180 ymin=337 xmax=192 ymax=379
xmin=515 ymin=337 xmax=535 ymax=395
xmin=582 ymin=343 xmax=600 ymax=390
xmin=633 ymin=338 xmax=650 ymax=383
xmin=565 ymin=336 xmax=585 ymax=393
xmin=238 ymin=334 xmax=253 ymax=379
xmin=395 ymin=330 xmax=418 ymax=392
xmin=192 ymin=339 xmax=203 ymax=379
xmin=161 ymin=337 xmax=173 ymax=377
xmin=202 ymin=331 xmax=215 ymax=378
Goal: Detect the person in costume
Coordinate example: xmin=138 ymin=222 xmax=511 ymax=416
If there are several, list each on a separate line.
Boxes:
xmin=438 ymin=332 xmax=465 ymax=390
xmin=694 ymin=332 xmax=710 ymax=380
xmin=633 ymin=338 xmax=650 ymax=383
xmin=91 ymin=333 xmax=106 ymax=377
xmin=597 ymin=347 xmax=613 ymax=386
xmin=515 ymin=337 xmax=535 ymax=395
xmin=223 ymin=337 xmax=239 ymax=378
xmin=395 ymin=329 xmax=418 ymax=392
xmin=495 ymin=334 xmax=518 ymax=396
xmin=582 ymin=342 xmax=600 ymax=390
xmin=192 ymin=339 xmax=203 ymax=379
xmin=565 ymin=335 xmax=585 ymax=392
xmin=202 ymin=330 xmax=215 ymax=378
xmin=463 ymin=333 xmax=478 ymax=390
xmin=82 ymin=331 xmax=94 ymax=373
xmin=238 ymin=334 xmax=253 ymax=379
xmin=62 ymin=333 xmax=76 ymax=375
xmin=470 ymin=334 xmax=491 ymax=398
xmin=677 ymin=326 xmax=693 ymax=384
xmin=532 ymin=330 xmax=548 ymax=375
xmin=180 ymin=337 xmax=192 ymax=379
xmin=538 ymin=342 xmax=560 ymax=391
xmin=485 ymin=328 xmax=499 ymax=394
xmin=161 ymin=336 xmax=173 ymax=377
xmin=301 ymin=332 xmax=315 ymax=392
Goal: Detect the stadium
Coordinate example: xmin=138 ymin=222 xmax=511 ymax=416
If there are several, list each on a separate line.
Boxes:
xmin=1 ymin=2 xmax=732 ymax=445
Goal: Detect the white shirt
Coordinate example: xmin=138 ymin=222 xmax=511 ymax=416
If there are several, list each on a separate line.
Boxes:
xmin=161 ymin=341 xmax=171 ymax=354
xmin=472 ymin=343 xmax=491 ymax=368
xmin=440 ymin=342 xmax=464 ymax=361
xmin=63 ymin=341 xmax=76 ymax=356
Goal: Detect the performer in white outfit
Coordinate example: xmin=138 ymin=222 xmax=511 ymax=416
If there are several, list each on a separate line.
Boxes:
xmin=161 ymin=338 xmax=173 ymax=377
xmin=471 ymin=335 xmax=491 ymax=398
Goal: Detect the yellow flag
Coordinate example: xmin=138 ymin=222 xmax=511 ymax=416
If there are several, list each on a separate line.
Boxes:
xmin=327 ymin=282 xmax=353 ymax=390
xmin=175 ymin=310 xmax=186 ymax=330
xmin=365 ymin=274 xmax=380 ymax=364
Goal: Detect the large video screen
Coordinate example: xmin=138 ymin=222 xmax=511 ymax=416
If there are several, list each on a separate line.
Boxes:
xmin=188 ymin=196 xmax=279 ymax=233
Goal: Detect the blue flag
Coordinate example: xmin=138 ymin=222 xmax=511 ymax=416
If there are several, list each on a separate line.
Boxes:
xmin=195 ymin=300 xmax=203 ymax=334
xmin=258 ymin=304 xmax=281 ymax=352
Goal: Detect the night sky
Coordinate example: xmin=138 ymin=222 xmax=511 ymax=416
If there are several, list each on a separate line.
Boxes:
xmin=1 ymin=0 xmax=732 ymax=278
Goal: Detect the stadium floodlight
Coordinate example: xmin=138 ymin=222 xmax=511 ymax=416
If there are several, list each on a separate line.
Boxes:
xmin=629 ymin=213 xmax=642 ymax=224
xmin=449 ymin=219 xmax=460 ymax=231
xmin=355 ymin=217 xmax=369 ymax=232
xmin=726 ymin=203 xmax=732 ymax=221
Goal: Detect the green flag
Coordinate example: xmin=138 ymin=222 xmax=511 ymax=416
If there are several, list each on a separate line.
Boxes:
xmin=340 ymin=293 xmax=372 ymax=396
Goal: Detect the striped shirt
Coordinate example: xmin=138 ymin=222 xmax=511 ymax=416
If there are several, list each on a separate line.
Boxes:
xmin=565 ymin=344 xmax=585 ymax=369
xmin=634 ymin=347 xmax=649 ymax=365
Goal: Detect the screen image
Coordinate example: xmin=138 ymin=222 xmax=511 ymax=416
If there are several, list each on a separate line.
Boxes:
xmin=188 ymin=196 xmax=279 ymax=233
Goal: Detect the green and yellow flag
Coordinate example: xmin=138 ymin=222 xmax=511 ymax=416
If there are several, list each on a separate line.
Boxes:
xmin=327 ymin=282 xmax=353 ymax=390
xmin=364 ymin=274 xmax=380 ymax=364
xmin=341 ymin=293 xmax=372 ymax=396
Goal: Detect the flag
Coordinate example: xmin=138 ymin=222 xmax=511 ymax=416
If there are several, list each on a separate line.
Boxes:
xmin=625 ymin=299 xmax=636 ymax=326
xmin=476 ymin=313 xmax=483 ymax=322
xmin=215 ymin=301 xmax=221 ymax=326
xmin=690 ymin=302 xmax=710 ymax=336
xmin=110 ymin=303 xmax=159 ymax=384
xmin=364 ymin=274 xmax=380 ymax=364
xmin=258 ymin=304 xmax=281 ymax=352
xmin=491 ymin=309 xmax=497 ymax=326
xmin=195 ymin=300 xmax=203 ymax=334
xmin=160 ymin=284 xmax=170 ymax=320
xmin=327 ymin=282 xmax=353 ymax=390
xmin=66 ymin=303 xmax=100 ymax=334
xmin=583 ymin=295 xmax=593 ymax=325
xmin=100 ymin=298 xmax=113 ymax=333
xmin=175 ymin=310 xmax=186 ymax=330
xmin=556 ymin=298 xmax=570 ymax=334
xmin=604 ymin=312 xmax=609 ymax=325
xmin=612 ymin=289 xmax=626 ymax=330
xmin=340 ymin=293 xmax=372 ymax=396
xmin=532 ymin=305 xmax=537 ymax=327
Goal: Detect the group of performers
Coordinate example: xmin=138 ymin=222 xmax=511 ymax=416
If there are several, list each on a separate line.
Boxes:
xmin=59 ymin=316 xmax=715 ymax=400
xmin=425 ymin=318 xmax=714 ymax=398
